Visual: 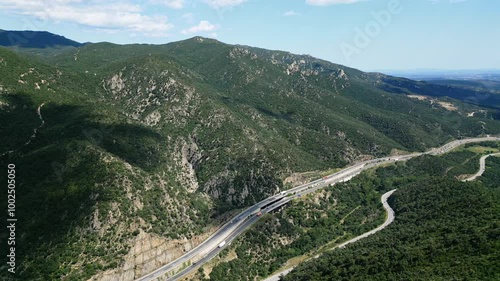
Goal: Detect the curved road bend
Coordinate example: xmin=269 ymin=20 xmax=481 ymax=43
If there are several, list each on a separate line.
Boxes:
xmin=134 ymin=195 xmax=284 ymax=281
xmin=462 ymin=152 xmax=500 ymax=182
xmin=262 ymin=189 xmax=397 ymax=281
xmin=135 ymin=136 xmax=500 ymax=281
xmin=337 ymin=189 xmax=397 ymax=249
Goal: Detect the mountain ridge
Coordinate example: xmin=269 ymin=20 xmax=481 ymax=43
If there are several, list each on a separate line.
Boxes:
xmin=0 ymin=29 xmax=83 ymax=48
xmin=1 ymin=32 xmax=500 ymax=280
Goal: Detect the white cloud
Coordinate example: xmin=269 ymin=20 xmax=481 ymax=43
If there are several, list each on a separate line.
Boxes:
xmin=204 ymin=0 xmax=247 ymax=8
xmin=306 ymin=0 xmax=365 ymax=5
xmin=283 ymin=10 xmax=299 ymax=16
xmin=150 ymin=0 xmax=185 ymax=9
xmin=0 ymin=0 xmax=173 ymax=36
xmin=182 ymin=20 xmax=218 ymax=34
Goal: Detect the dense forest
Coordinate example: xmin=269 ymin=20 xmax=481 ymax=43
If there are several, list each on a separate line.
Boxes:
xmin=280 ymin=152 xmax=500 ymax=281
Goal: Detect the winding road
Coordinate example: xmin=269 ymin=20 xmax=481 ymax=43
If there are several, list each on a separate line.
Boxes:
xmin=262 ymin=189 xmax=397 ymax=281
xmin=134 ymin=136 xmax=500 ymax=281
xmin=337 ymin=189 xmax=397 ymax=249
xmin=462 ymin=152 xmax=500 ymax=182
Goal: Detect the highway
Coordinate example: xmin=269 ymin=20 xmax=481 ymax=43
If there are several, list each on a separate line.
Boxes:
xmin=462 ymin=152 xmax=500 ymax=182
xmin=262 ymin=189 xmax=397 ymax=281
xmin=134 ymin=195 xmax=284 ymax=281
xmin=134 ymin=136 xmax=500 ymax=281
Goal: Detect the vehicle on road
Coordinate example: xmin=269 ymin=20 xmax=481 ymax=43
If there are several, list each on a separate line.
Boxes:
xmin=218 ymin=241 xmax=226 ymax=248
xmin=250 ymin=208 xmax=262 ymax=217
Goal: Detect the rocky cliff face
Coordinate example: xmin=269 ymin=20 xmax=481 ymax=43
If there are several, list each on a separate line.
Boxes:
xmin=87 ymin=229 xmax=216 ymax=281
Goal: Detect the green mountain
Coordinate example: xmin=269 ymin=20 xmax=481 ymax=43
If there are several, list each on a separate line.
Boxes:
xmin=1 ymin=35 xmax=500 ymax=280
xmin=0 ymin=30 xmax=83 ymax=48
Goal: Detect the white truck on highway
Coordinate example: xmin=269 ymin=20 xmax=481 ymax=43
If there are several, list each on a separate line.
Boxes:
xmin=218 ymin=241 xmax=226 ymax=248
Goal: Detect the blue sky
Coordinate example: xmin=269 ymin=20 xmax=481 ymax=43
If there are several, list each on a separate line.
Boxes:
xmin=0 ymin=0 xmax=498 ymax=71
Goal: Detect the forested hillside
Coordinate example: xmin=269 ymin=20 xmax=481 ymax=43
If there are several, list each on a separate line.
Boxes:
xmin=0 ymin=30 xmax=82 ymax=49
xmin=1 ymin=35 xmax=500 ymax=280
xmin=281 ymin=153 xmax=500 ymax=281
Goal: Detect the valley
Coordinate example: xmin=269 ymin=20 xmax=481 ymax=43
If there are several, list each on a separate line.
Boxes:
xmin=170 ymin=136 xmax=499 ymax=281
xmin=279 ymin=147 xmax=500 ymax=281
